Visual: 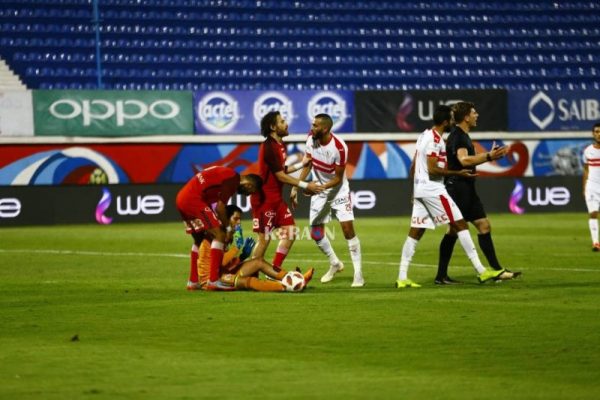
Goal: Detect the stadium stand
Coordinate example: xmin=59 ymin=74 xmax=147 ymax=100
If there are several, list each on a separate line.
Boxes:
xmin=0 ymin=0 xmax=599 ymax=90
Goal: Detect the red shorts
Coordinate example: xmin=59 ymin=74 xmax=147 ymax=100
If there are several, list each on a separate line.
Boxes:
xmin=176 ymin=193 xmax=221 ymax=234
xmin=252 ymin=201 xmax=295 ymax=234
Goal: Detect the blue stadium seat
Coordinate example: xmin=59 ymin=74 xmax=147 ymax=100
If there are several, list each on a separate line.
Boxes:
xmin=1 ymin=1 xmax=599 ymax=90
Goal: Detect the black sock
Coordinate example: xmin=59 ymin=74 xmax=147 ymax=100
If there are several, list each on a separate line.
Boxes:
xmin=436 ymin=234 xmax=457 ymax=280
xmin=478 ymin=232 xmax=502 ymax=270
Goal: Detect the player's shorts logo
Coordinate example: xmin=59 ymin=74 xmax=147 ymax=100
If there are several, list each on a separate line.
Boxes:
xmin=307 ymin=92 xmax=348 ymax=131
xmin=197 ymin=92 xmax=239 ymax=133
xmin=253 ymin=92 xmax=294 ymax=127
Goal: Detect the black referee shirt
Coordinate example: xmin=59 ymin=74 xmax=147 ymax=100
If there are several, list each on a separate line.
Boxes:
xmin=445 ymin=126 xmax=476 ymax=183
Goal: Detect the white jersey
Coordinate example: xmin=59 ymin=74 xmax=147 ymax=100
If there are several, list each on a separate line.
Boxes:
xmin=583 ymin=144 xmax=600 ymax=187
xmin=413 ymin=128 xmax=447 ymax=198
xmin=305 ymin=132 xmax=350 ymax=197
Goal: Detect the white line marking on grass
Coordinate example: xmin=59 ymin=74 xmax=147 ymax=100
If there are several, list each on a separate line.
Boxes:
xmin=1 ymin=249 xmax=599 ymax=273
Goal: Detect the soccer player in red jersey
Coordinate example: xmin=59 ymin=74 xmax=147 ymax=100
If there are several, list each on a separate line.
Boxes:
xmin=175 ymin=166 xmax=262 ymax=290
xmin=251 ymin=111 xmax=324 ymax=270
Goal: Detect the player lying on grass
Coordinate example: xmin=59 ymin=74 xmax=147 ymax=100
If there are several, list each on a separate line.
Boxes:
xmin=176 ymin=166 xmax=262 ymax=291
xmin=189 ymin=205 xmax=314 ymax=292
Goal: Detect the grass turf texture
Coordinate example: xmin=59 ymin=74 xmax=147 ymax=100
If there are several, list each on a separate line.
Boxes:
xmin=1 ymin=213 xmax=600 ymax=400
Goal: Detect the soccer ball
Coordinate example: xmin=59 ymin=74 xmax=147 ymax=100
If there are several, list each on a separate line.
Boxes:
xmin=89 ymin=168 xmax=108 ymax=184
xmin=282 ymin=271 xmax=305 ymax=292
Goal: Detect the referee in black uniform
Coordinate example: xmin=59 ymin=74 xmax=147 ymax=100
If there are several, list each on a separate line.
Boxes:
xmin=435 ymin=101 xmax=521 ymax=284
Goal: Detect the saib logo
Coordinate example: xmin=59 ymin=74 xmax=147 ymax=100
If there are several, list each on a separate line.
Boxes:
xmin=197 ymin=92 xmax=239 ymax=133
xmin=253 ymin=92 xmax=294 ymax=127
xmin=528 ymin=91 xmax=555 ymax=130
xmin=307 ymin=92 xmax=348 ymax=131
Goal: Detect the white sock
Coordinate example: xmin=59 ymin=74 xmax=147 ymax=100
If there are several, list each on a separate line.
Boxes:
xmin=316 ymin=236 xmax=340 ymax=266
xmin=457 ymin=230 xmax=486 ymax=274
xmin=347 ymin=236 xmax=362 ymax=276
xmin=398 ymin=237 xmax=418 ymax=281
xmin=589 ymin=219 xmax=599 ymax=244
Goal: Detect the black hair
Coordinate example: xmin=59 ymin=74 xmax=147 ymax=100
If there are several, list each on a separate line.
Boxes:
xmin=452 ymin=101 xmax=476 ymax=124
xmin=226 ymin=204 xmax=242 ymax=219
xmin=260 ymin=111 xmax=280 ymax=138
xmin=314 ymin=113 xmax=333 ymax=131
xmin=433 ymin=105 xmax=452 ymax=125
xmin=593 ymin=122 xmax=600 ymax=130
xmin=243 ymin=173 xmax=262 ymax=192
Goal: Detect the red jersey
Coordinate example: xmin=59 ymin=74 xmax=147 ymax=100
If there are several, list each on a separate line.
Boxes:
xmin=178 ymin=166 xmax=240 ymax=205
xmin=251 ymin=136 xmax=286 ymax=206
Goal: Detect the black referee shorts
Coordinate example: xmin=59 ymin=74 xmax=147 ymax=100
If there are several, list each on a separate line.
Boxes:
xmin=445 ymin=179 xmax=487 ymax=222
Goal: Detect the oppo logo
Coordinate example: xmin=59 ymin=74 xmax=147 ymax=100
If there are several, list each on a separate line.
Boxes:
xmin=96 ymin=189 xmax=164 ymax=224
xmin=49 ymin=99 xmax=180 ymax=126
xmin=509 ymin=180 xmax=570 ymax=214
xmin=0 ymin=198 xmax=21 ymax=218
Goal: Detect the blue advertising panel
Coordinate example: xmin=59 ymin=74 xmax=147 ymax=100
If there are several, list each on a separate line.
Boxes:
xmin=509 ymin=90 xmax=600 ymax=131
xmin=193 ymin=90 xmax=354 ymax=134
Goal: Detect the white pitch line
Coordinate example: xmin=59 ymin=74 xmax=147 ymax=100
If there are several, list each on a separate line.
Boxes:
xmin=1 ymin=249 xmax=599 ymax=273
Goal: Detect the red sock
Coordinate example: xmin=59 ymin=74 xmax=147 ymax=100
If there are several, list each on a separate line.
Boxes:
xmin=272 ymin=246 xmax=289 ymax=272
xmin=209 ymin=241 xmax=224 ymax=282
xmin=189 ymin=247 xmax=199 ymax=283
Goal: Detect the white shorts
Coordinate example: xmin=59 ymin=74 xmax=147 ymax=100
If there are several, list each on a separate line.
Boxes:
xmin=410 ymin=194 xmax=464 ymax=229
xmin=585 ymin=185 xmax=600 ymax=213
xmin=309 ymin=190 xmax=354 ymax=226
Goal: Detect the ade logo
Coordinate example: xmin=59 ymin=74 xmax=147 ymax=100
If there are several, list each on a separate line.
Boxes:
xmin=0 ymin=198 xmax=21 ymax=219
xmin=197 ymin=92 xmax=240 ymax=133
xmin=95 ymin=188 xmax=164 ymax=224
xmin=509 ymin=180 xmax=570 ymax=214
xmin=253 ymin=92 xmax=294 ymax=127
xmin=528 ymin=91 xmax=600 ymax=130
xmin=49 ymin=99 xmax=180 ymax=127
xmin=307 ymin=92 xmax=348 ymax=131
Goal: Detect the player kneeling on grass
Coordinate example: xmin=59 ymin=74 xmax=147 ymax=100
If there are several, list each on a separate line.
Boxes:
xmin=192 ymin=205 xmax=314 ymax=292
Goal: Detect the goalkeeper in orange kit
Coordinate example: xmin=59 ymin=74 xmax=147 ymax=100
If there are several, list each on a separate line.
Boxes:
xmin=191 ymin=205 xmax=314 ymax=292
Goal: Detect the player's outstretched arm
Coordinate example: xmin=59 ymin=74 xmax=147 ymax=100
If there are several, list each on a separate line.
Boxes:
xmin=456 ymin=143 xmax=510 ymax=168
xmin=290 ymin=159 xmax=313 ymax=210
xmin=274 ymin=170 xmax=323 ymax=193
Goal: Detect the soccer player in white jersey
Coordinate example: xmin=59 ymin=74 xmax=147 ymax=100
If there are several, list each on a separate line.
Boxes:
xmin=582 ymin=122 xmax=600 ymax=251
xmin=396 ymin=105 xmax=505 ymax=288
xmin=290 ymin=113 xmax=365 ymax=287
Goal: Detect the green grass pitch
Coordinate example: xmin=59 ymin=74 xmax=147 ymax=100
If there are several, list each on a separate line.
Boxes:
xmin=1 ymin=213 xmax=600 ymax=399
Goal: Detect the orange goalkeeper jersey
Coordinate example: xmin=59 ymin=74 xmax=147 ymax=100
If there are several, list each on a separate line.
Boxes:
xmin=197 ymin=239 xmax=240 ymax=284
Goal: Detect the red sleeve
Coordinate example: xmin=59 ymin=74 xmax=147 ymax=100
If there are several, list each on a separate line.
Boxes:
xmin=219 ymin=173 xmax=240 ymax=203
xmin=263 ymin=141 xmax=284 ymax=174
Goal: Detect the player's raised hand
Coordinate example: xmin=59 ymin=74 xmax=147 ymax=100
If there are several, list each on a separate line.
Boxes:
xmin=490 ymin=143 xmax=509 ymax=160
